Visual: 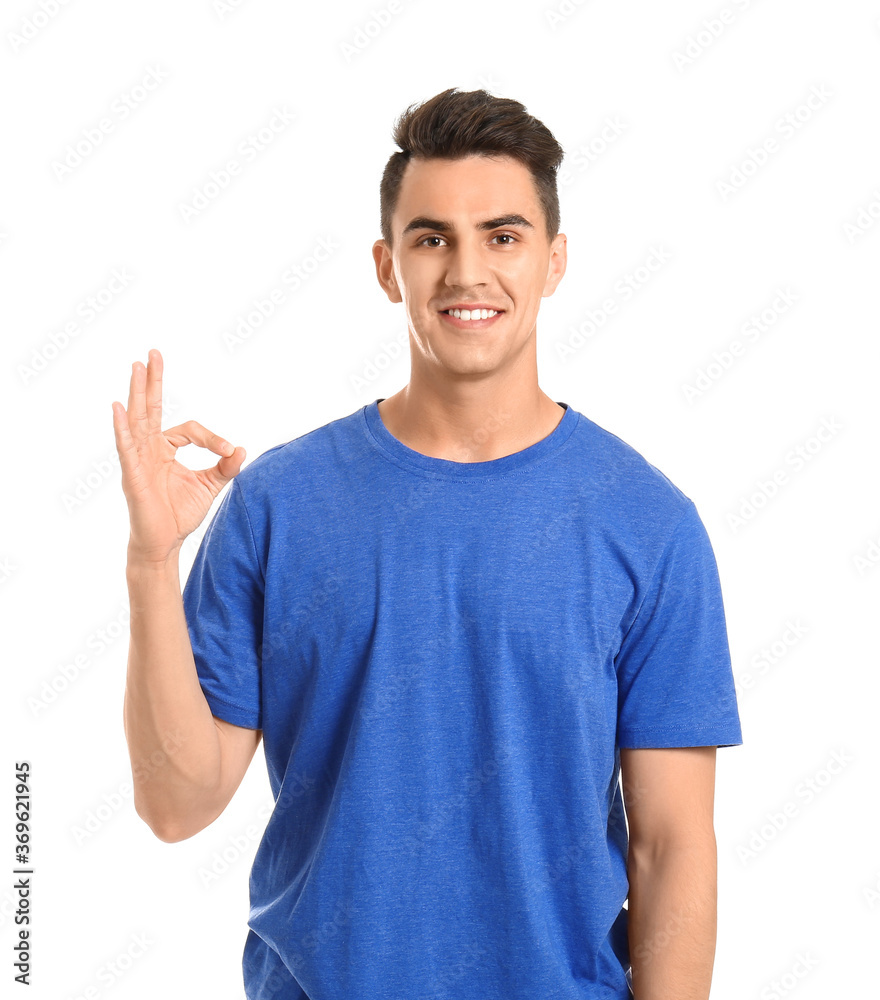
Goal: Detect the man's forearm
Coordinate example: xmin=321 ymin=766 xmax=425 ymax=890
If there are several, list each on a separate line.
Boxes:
xmin=626 ymin=838 xmax=718 ymax=1000
xmin=123 ymin=549 xmax=224 ymax=841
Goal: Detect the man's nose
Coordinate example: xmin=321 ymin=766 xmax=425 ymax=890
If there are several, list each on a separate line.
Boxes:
xmin=443 ymin=240 xmax=490 ymax=289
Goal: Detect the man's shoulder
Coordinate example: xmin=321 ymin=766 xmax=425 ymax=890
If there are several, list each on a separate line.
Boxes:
xmin=568 ymin=408 xmax=695 ymax=525
xmin=230 ymin=404 xmax=364 ymax=500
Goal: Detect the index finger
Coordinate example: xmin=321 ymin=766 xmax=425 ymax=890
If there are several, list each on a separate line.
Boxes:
xmin=163 ymin=420 xmax=235 ymax=457
xmin=145 ymin=348 xmax=164 ymax=433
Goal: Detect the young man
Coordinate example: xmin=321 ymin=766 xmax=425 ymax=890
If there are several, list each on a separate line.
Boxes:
xmin=114 ymin=88 xmax=742 ymax=1000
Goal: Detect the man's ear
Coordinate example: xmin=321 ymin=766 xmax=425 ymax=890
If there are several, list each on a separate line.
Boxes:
xmin=372 ymin=239 xmax=403 ymax=304
xmin=542 ymin=233 xmax=567 ymax=299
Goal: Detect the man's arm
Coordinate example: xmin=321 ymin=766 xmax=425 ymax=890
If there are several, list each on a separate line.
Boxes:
xmin=123 ymin=553 xmax=262 ymax=843
xmin=113 ymin=349 xmax=259 ymax=843
xmin=620 ymin=746 xmax=718 ymax=1000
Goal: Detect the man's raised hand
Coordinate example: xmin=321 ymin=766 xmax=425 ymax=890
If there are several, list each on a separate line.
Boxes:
xmin=111 ymin=348 xmax=246 ymax=566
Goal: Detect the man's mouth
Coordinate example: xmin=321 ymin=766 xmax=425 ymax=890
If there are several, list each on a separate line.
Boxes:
xmin=439 ymin=307 xmax=505 ymax=326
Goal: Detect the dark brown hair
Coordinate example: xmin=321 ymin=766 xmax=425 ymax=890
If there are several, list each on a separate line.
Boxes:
xmin=379 ymin=87 xmax=565 ymax=248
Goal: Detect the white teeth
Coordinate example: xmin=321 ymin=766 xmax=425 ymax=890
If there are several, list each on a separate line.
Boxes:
xmin=447 ymin=308 xmax=498 ymax=320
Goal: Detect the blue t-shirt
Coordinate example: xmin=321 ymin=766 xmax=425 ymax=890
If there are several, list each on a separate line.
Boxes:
xmin=182 ymin=398 xmax=742 ymax=1000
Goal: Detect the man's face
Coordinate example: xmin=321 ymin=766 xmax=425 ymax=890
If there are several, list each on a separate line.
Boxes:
xmin=373 ymin=154 xmax=566 ymax=380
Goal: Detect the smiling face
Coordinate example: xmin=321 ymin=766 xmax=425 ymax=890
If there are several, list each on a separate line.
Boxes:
xmin=373 ymin=154 xmax=566 ymax=381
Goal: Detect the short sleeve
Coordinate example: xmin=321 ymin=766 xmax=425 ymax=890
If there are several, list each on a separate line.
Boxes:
xmin=614 ymin=500 xmax=743 ymax=749
xmin=182 ymin=478 xmax=264 ymax=730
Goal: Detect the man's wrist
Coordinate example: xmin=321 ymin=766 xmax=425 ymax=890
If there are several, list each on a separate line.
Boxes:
xmin=126 ymin=544 xmax=182 ymax=578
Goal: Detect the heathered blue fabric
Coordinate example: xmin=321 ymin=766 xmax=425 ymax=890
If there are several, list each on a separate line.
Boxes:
xmin=182 ymin=398 xmax=742 ymax=1000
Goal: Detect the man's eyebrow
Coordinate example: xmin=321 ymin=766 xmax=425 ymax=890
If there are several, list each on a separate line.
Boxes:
xmin=401 ymin=214 xmax=535 ymax=236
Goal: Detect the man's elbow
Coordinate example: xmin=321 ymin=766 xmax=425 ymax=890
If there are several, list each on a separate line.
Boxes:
xmin=150 ymin=821 xmax=195 ymax=844
xmin=628 ymin=824 xmax=717 ymax=869
xmin=134 ymin=800 xmax=207 ymax=844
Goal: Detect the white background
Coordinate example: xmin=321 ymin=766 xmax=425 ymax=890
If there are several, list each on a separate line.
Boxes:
xmin=3 ymin=0 xmax=879 ymax=997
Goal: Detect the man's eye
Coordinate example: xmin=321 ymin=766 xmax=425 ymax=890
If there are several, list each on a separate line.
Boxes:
xmin=418 ymin=234 xmax=517 ymax=247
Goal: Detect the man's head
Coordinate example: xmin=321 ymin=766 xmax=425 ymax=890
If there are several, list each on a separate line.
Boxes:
xmin=378 ymin=88 xmax=564 ymax=250
xmin=373 ymin=88 xmax=567 ymax=383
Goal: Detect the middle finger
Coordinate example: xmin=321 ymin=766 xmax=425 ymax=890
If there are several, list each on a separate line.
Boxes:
xmin=127 ymin=359 xmax=149 ymax=440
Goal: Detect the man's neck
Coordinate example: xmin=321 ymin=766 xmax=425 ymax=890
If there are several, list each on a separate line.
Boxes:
xmin=376 ymin=384 xmax=565 ymax=463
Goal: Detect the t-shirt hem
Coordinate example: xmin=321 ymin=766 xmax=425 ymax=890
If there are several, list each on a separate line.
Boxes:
xmin=618 ymin=722 xmax=743 ymax=749
xmin=201 ymin=688 xmax=261 ymax=730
